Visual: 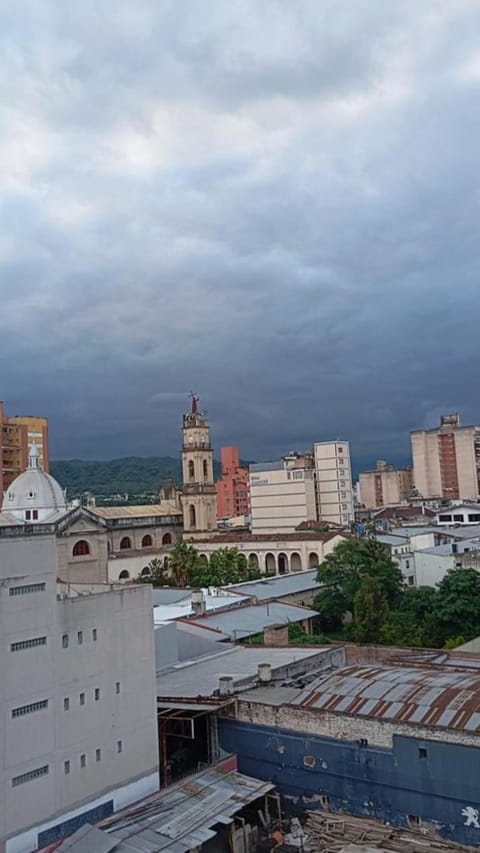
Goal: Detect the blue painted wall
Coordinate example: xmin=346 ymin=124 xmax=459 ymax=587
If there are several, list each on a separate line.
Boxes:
xmin=219 ymin=718 xmax=480 ymax=847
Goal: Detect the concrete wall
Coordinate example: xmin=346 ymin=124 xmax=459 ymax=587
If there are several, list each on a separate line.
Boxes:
xmin=249 ymin=465 xmax=316 ymax=534
xmin=0 ymin=533 xmax=159 ymax=853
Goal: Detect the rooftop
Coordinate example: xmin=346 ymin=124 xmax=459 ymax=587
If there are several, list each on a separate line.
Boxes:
xmin=372 ymin=506 xmax=435 ymax=520
xmin=182 ymin=600 xmax=319 ymax=640
xmin=224 ymin=569 xmax=320 ymax=601
xmin=56 ymin=767 xmax=273 ymax=853
xmin=290 ymin=663 xmax=480 ymax=733
xmin=156 ymin=644 xmax=328 ymax=698
xmin=153 ymin=591 xmax=249 ymax=625
xmin=90 ymin=504 xmax=182 ymax=519
xmin=193 ymin=530 xmax=347 ymax=544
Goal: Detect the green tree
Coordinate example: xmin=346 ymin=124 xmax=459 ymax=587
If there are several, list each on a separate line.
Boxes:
xmin=314 ymin=537 xmax=403 ymax=626
xmin=353 ymin=576 xmax=390 ymax=643
xmin=434 ymin=569 xmax=480 ymax=643
xmin=380 ymin=586 xmax=441 ymax=648
xmin=137 ymin=557 xmax=171 ymax=586
xmin=189 ymin=547 xmax=261 ymax=587
xmin=169 ymin=541 xmax=202 ymax=587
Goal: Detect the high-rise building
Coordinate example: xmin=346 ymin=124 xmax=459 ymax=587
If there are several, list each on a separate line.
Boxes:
xmin=181 ymin=396 xmax=216 ymax=538
xmin=0 ymin=401 xmax=49 ymax=494
xmin=216 ymin=446 xmax=250 ymax=520
xmin=249 ymin=453 xmax=316 ymax=534
xmin=411 ymin=414 xmax=480 ymax=501
xmin=313 ymin=441 xmax=354 ymax=525
xmin=359 ymin=460 xmax=413 ymax=509
xmin=0 ymin=512 xmax=158 ymax=850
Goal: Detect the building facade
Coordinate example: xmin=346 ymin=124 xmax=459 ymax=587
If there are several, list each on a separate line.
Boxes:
xmin=359 ymin=460 xmax=413 ymax=510
xmin=249 ymin=455 xmax=316 ymax=535
xmin=216 ymin=446 xmax=250 ymax=520
xmin=411 ymin=413 xmax=480 ymax=501
xmin=181 ymin=396 xmax=216 ymax=538
xmin=313 ymin=441 xmax=354 ymax=525
xmin=0 ymin=530 xmax=159 ymax=853
xmin=0 ymin=401 xmax=49 ymax=494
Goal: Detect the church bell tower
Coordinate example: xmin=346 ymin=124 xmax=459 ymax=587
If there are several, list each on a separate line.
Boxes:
xmin=181 ymin=395 xmax=216 ymax=538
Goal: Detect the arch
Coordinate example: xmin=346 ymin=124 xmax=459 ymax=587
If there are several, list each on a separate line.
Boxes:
xmin=72 ymin=540 xmax=90 ymax=557
xmin=189 ymin=505 xmax=196 ymax=529
xmin=198 ymin=554 xmax=209 ymax=565
xmin=203 ymin=459 xmax=208 ymax=479
xmin=119 ymin=536 xmax=132 ymax=550
xmin=119 ymin=570 xmax=130 ymax=580
xmin=248 ymin=553 xmax=259 ymax=570
xmin=278 ymin=553 xmax=289 ymax=575
xmin=308 ymin=552 xmax=319 ymax=569
xmin=290 ymin=552 xmax=302 ymax=572
xmin=265 ymin=553 xmax=276 ymax=576
xmin=141 ymin=566 xmax=151 ymax=576
xmin=162 ymin=532 xmax=172 ymax=546
xmin=142 ymin=534 xmax=153 ymax=548
xmin=188 ymin=460 xmax=195 ymax=481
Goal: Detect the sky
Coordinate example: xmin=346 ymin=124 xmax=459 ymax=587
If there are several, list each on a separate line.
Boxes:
xmin=1 ymin=1 xmax=480 ymax=470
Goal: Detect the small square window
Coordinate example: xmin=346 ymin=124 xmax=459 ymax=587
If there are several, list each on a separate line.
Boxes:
xmin=77 ymin=631 xmax=83 ymax=645
xmin=418 ymin=747 xmax=427 ymax=759
xmin=80 ymin=693 xmax=85 ymax=706
xmin=95 ymin=688 xmax=100 ymax=701
xmin=96 ymin=748 xmax=101 ymax=762
xmin=116 ymin=682 xmax=120 ymax=695
xmin=117 ymin=740 xmax=123 ymax=754
xmin=62 ymin=634 xmax=69 ymax=649
xmin=64 ymin=760 xmax=70 ymax=775
xmin=64 ymin=697 xmax=70 ymax=711
xmin=80 ymin=754 xmax=86 ymax=768
xmin=92 ymin=628 xmax=97 ymax=641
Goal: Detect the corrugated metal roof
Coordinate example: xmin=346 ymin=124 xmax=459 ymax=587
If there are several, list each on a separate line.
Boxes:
xmin=184 ymin=601 xmax=318 ymax=640
xmin=293 ymin=664 xmax=480 ymax=732
xmin=225 ymin=570 xmax=320 ymax=601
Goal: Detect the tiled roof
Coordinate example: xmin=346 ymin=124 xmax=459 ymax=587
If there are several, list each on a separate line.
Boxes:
xmin=193 ymin=531 xmax=348 ymax=544
xmin=293 ymin=663 xmax=480 ymax=732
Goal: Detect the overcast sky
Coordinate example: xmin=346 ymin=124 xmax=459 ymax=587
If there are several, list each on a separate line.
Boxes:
xmin=1 ymin=1 xmax=480 ymax=469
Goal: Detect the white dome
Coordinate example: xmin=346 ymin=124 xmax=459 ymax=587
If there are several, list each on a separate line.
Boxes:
xmin=2 ymin=444 xmax=66 ymax=523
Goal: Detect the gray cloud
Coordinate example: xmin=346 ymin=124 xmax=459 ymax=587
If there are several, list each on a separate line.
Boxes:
xmin=1 ymin=0 xmax=480 ymax=471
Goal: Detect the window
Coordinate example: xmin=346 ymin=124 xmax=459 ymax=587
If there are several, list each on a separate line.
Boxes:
xmin=340 ymin=480 xmax=345 ymax=487
xmin=453 ymin=514 xmax=464 ymax=522
xmin=96 ymin=749 xmax=101 ymax=762
xmin=64 ymin=697 xmax=70 ymax=711
xmin=341 ymin=491 xmax=346 ymax=498
xmin=119 ymin=537 xmax=131 ymax=550
xmin=141 ymin=566 xmax=151 ymax=576
xmin=188 ymin=460 xmax=195 ymax=481
xmin=80 ymin=693 xmax=85 ymax=706
xmin=203 ymin=459 xmax=208 ymax=478
xmin=115 ymin=681 xmax=121 ymax=694
xmin=117 ymin=740 xmax=123 ymax=753
xmin=439 ymin=514 xmax=452 ymax=522
xmin=337 ymin=446 xmax=343 ymax=453
xmin=92 ymin=628 xmax=97 ymax=642
xmin=142 ymin=534 xmax=153 ymax=548
xmin=62 ymin=634 xmax=69 ymax=649
xmin=12 ymin=765 xmax=49 ymax=786
xmin=10 ymin=582 xmax=45 ymax=596
xmin=189 ymin=505 xmax=196 ymax=528
xmin=341 ymin=503 xmax=348 ymax=510
xmin=406 ymin=559 xmax=410 ymax=569
xmin=32 ymin=510 xmax=38 ymax=520
xmin=338 ymin=458 xmax=344 ymax=465
xmin=64 ymin=760 xmax=70 ymax=775
xmin=119 ymin=570 xmax=130 ymax=580
xmin=77 ymin=631 xmax=83 ymax=645
xmin=292 ymin=470 xmax=303 ymax=479
xmin=72 ymin=540 xmax=90 ymax=557
xmin=11 ymin=636 xmax=47 ymax=652
xmin=408 ymin=576 xmax=415 ymax=586
xmin=95 ymin=688 xmax=100 ymax=701
xmin=80 ymin=754 xmax=86 ymax=768
xmin=12 ymin=699 xmax=48 ymax=718
xmin=162 ymin=532 xmax=172 ymax=546
xmin=25 ymin=510 xmax=31 ymax=521
xmin=418 ymin=747 xmax=427 ymax=759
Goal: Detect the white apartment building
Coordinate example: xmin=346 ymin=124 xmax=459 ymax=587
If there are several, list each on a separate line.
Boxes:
xmin=0 ymin=529 xmax=159 ymax=853
xmin=249 ymin=458 xmax=317 ymax=534
xmin=313 ymin=441 xmax=354 ymax=525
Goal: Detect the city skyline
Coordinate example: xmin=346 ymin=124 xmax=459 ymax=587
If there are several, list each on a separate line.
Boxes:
xmin=1 ymin=2 xmax=480 ymax=464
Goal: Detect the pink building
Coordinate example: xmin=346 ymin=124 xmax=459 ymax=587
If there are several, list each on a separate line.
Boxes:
xmin=216 ymin=446 xmax=250 ymax=519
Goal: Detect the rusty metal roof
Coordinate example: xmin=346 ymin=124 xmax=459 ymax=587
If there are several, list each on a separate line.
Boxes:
xmin=293 ymin=664 xmax=480 ymax=732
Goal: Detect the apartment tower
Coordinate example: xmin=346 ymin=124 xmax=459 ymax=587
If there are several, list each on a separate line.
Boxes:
xmin=0 ymin=401 xmax=49 ymax=493
xmin=411 ymin=414 xmax=480 ymax=501
xmin=216 ymin=446 xmax=250 ymax=520
xmin=359 ymin=461 xmax=413 ymax=509
xmin=313 ymin=441 xmax=354 ymax=525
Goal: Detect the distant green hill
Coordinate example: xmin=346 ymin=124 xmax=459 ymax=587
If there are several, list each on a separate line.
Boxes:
xmin=51 ymin=457 xmax=185 ymax=499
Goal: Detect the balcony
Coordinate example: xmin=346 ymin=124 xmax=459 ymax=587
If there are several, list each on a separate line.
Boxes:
xmin=183 ymin=483 xmax=216 ymax=496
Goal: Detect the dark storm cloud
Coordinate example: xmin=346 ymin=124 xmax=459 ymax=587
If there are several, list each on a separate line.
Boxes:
xmin=1 ymin=0 xmax=480 ymax=468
